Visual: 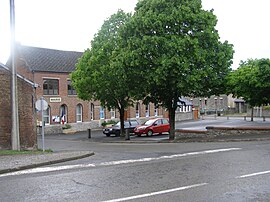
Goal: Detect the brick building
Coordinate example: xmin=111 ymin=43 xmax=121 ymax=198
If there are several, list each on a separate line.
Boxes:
xmin=0 ymin=62 xmax=37 ymax=149
xmin=15 ymin=45 xmax=179 ymax=134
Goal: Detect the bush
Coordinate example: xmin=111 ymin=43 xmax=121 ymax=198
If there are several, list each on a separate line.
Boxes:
xmin=263 ymin=105 xmax=270 ymax=110
xmin=102 ymin=120 xmax=117 ymax=127
xmin=62 ymin=124 xmax=72 ymax=130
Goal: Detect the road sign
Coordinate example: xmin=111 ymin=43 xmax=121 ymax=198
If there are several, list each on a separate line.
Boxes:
xmin=35 ymin=98 xmax=48 ymax=111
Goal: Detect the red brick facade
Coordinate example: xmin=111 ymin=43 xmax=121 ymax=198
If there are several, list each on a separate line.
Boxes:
xmin=12 ymin=45 xmax=169 ymax=133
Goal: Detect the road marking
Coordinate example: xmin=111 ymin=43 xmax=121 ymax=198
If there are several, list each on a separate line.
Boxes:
xmin=236 ymin=170 xmax=270 ymax=178
xmin=99 ymin=148 xmax=241 ymax=166
xmin=101 ymin=183 xmax=208 ymax=202
xmin=0 ymin=148 xmax=241 ymax=177
xmin=0 ymin=163 xmax=96 ymax=177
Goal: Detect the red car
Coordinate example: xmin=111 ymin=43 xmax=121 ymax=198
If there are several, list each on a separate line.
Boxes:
xmin=134 ymin=118 xmax=170 ymax=136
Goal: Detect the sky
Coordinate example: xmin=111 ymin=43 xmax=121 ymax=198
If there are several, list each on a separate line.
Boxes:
xmin=0 ymin=0 xmax=270 ymax=69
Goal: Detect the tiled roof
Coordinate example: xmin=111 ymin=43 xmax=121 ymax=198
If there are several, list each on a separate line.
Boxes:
xmin=17 ymin=45 xmax=83 ymax=73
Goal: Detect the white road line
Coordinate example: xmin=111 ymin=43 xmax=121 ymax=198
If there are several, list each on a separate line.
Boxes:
xmin=101 ymin=183 xmax=208 ymax=202
xmin=236 ymin=170 xmax=270 ymax=178
xmin=99 ymin=148 xmax=241 ymax=166
xmin=0 ymin=164 xmax=96 ymax=177
xmin=0 ymin=148 xmax=241 ymax=177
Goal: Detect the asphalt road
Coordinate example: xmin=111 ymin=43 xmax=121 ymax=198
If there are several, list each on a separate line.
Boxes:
xmin=1 ymin=117 xmax=270 ymax=201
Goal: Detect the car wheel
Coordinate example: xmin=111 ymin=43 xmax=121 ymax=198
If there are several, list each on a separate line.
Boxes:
xmin=137 ymin=134 xmax=141 ymax=137
xmin=106 ymin=134 xmax=110 ymax=137
xmin=147 ymin=130 xmax=153 ymax=136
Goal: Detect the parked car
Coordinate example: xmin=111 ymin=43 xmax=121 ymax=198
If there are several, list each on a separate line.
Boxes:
xmin=134 ymin=118 xmax=170 ymax=136
xmin=103 ymin=120 xmax=140 ymax=137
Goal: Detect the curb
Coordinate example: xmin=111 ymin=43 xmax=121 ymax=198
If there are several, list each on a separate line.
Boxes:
xmin=0 ymin=151 xmax=95 ymax=175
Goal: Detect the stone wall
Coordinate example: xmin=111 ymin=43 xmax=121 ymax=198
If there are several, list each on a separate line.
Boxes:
xmin=175 ymin=111 xmax=193 ymax=122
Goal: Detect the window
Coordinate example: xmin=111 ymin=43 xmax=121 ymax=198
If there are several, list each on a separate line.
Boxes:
xmin=44 ymin=106 xmax=50 ymax=125
xmin=60 ymin=105 xmax=67 ymax=124
xmin=136 ymin=103 xmax=140 ymax=118
xmin=76 ymin=104 xmax=82 ymax=122
xmin=91 ymin=103 xmax=94 ymax=120
xmin=154 ymin=105 xmax=158 ymax=116
xmin=179 ymin=106 xmax=183 ymax=112
xmin=145 ymin=104 xmax=150 ymax=117
xmin=130 ymin=120 xmax=139 ymax=127
xmin=43 ymin=79 xmax=59 ymax=95
xmin=67 ymin=80 xmax=77 ymax=95
xmin=162 ymin=119 xmax=169 ymax=124
xmin=100 ymin=107 xmax=104 ymax=119
xmin=156 ymin=119 xmax=162 ymax=125
xmin=110 ymin=108 xmax=115 ymax=119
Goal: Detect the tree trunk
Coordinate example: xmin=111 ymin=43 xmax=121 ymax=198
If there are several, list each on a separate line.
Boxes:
xmin=168 ymin=107 xmax=176 ymax=140
xmin=119 ymin=107 xmax=125 ymax=137
xmin=251 ymin=107 xmax=254 ymax=122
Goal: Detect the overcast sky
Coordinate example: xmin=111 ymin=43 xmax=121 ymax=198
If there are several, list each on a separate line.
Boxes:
xmin=1 ymin=0 xmax=270 ymax=69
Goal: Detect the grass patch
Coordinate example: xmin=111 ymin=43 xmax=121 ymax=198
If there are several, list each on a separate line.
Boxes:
xmin=0 ymin=149 xmax=53 ymax=156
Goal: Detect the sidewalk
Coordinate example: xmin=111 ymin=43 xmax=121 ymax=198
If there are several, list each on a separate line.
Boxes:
xmin=0 ymin=151 xmax=94 ymax=175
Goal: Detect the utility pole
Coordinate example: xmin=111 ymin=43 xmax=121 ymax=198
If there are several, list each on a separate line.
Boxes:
xmin=10 ymin=0 xmax=20 ymax=150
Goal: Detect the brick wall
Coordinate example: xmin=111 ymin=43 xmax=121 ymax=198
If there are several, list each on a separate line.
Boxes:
xmin=0 ymin=69 xmax=11 ymax=149
xmin=34 ymin=72 xmax=92 ymax=124
xmin=0 ymin=68 xmax=37 ymax=149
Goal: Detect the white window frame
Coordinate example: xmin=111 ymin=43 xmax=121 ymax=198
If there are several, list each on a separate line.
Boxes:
xmin=110 ymin=108 xmax=115 ymax=119
xmin=154 ymin=105 xmax=158 ymax=116
xmin=91 ymin=103 xmax=94 ymax=120
xmin=76 ymin=104 xmax=82 ymax=123
xmin=136 ymin=103 xmax=140 ymax=118
xmin=145 ymin=104 xmax=150 ymax=117
xmin=44 ymin=106 xmax=50 ymax=125
xmin=100 ymin=106 xmax=105 ymax=119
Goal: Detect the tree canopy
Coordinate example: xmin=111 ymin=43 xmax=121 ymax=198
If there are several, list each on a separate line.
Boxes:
xmin=121 ymin=0 xmax=234 ymax=139
xmin=70 ymin=10 xmax=134 ymax=137
xmin=227 ymin=58 xmax=270 ymax=107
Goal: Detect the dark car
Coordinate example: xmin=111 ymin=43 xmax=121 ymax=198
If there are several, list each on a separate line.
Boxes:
xmin=134 ymin=118 xmax=170 ymax=136
xmin=103 ymin=120 xmax=140 ymax=137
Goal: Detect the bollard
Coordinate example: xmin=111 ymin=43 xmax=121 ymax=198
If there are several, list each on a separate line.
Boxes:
xmin=263 ymin=116 xmax=266 ymax=122
xmin=244 ymin=116 xmax=246 ymax=121
xmin=125 ymin=129 xmax=130 ymax=141
xmin=227 ymin=116 xmax=229 ymax=120
xmin=88 ymin=129 xmax=91 ymax=139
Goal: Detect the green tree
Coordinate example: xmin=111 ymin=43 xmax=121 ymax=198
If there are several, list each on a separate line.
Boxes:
xmin=70 ymin=10 xmax=134 ymax=138
xmin=227 ymin=58 xmax=270 ymax=120
xmin=121 ymin=0 xmax=234 ymax=139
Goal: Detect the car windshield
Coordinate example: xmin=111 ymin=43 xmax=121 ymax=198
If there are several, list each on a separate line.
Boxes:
xmin=130 ymin=120 xmax=139 ymax=126
xmin=115 ymin=121 xmax=129 ymax=127
xmin=144 ymin=119 xmax=156 ymax=126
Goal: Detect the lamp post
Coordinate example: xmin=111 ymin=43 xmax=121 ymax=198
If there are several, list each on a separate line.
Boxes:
xmin=10 ymin=0 xmax=20 ymax=150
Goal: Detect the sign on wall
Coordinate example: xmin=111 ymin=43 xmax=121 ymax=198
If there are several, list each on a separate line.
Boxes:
xmin=50 ymin=97 xmax=61 ymax=102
